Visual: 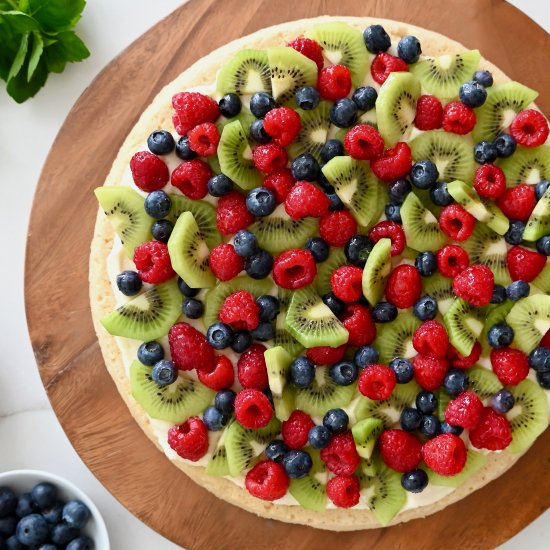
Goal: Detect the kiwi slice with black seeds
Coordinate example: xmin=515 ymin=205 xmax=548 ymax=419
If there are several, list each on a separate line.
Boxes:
xmin=466 ymin=365 xmax=502 ymax=399
xmin=362 ymin=238 xmax=392 ymax=306
xmin=423 ymin=273 xmax=455 ymax=314
xmin=288 ymin=101 xmax=331 ymax=162
xmin=216 ymin=49 xmax=272 ymax=95
xmin=498 ymin=145 xmax=550 ymax=185
xmin=265 ymin=346 xmax=294 ymax=421
xmin=523 ymin=187 xmax=550 ymax=241
xmin=206 ymin=425 xmax=231 ymax=476
xmin=289 ymin=448 xmax=327 ymax=511
xmin=506 ymin=295 xmax=550 ymax=354
xmin=315 ymin=247 xmax=347 ymax=296
xmin=436 ymin=388 xmax=451 ymax=422
xmin=443 ymin=298 xmax=485 ymax=356
xmin=533 ymin=262 xmax=550 ymax=294
xmin=428 ymin=450 xmax=487 ymax=487
xmin=366 ymin=466 xmax=407 ymax=526
xmin=376 ymin=311 xmax=421 ymax=364
xmin=274 ymin=314 xmax=304 ymax=359
xmin=352 ymin=417 xmax=384 ymax=459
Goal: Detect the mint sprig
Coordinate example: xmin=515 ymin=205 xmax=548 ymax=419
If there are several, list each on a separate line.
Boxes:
xmin=0 ymin=0 xmax=89 ymax=103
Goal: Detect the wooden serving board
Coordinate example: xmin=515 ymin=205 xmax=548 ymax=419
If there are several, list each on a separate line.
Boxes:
xmin=25 ymin=0 xmax=550 ymax=548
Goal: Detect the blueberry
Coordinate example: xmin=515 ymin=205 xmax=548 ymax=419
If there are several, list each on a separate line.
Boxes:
xmin=14 ymin=494 xmax=35 ymax=518
xmin=147 ymin=130 xmax=175 ymax=155
xmin=388 ymin=178 xmax=412 ymax=204
xmin=363 ymin=24 xmax=391 ymax=53
xmin=493 ymin=133 xmax=517 ymax=159
xmin=62 ymin=500 xmax=90 ymax=530
xmin=400 ymin=407 xmax=422 ymax=431
xmin=459 ymin=80 xmax=487 ymax=108
xmin=249 ymin=119 xmax=271 ymax=143
xmin=490 ymin=284 xmax=507 ymax=304
xmin=177 ymin=277 xmax=199 ymax=297
xmin=389 ymin=358 xmax=414 ymax=384
xmin=66 ymin=536 xmax=95 ymax=550
xmin=31 ymin=483 xmax=57 ymax=511
xmin=330 ymin=98 xmax=358 ymax=128
xmin=529 ymin=347 xmax=550 ymax=373
xmin=233 ymin=230 xmax=258 ymax=258
xmin=537 ymin=236 xmax=550 ymax=255
xmin=250 ymin=92 xmax=276 ymax=118
xmin=416 ymin=391 xmax=437 ymax=415
xmin=415 ymin=251 xmax=437 ymax=277
xmin=443 ymin=368 xmax=469 ymax=396
xmin=487 ymin=322 xmax=514 ymax=348
xmin=344 ymin=234 xmax=373 ymax=267
xmin=0 ymin=516 xmax=16 ymax=536
xmin=413 ymin=295 xmax=438 ymax=321
xmin=137 ymin=341 xmax=164 ymax=366
xmin=537 ymin=370 xmax=550 ymax=389
xmin=151 ymin=359 xmax=177 ymax=387
xmin=323 ymin=408 xmax=349 ymax=434
xmin=401 ymin=469 xmax=428 ymax=493
xmin=0 ymin=488 xmax=16 ymax=518
xmin=317 ymin=171 xmax=334 ymax=193
xmin=330 ymin=360 xmax=358 ymax=386
xmin=215 ymin=389 xmax=236 ymax=415
xmin=535 ymin=180 xmax=550 ymax=201
xmin=320 ymin=139 xmax=344 ymax=163
xmin=175 ymin=135 xmax=197 ymax=160
xmin=491 ymin=389 xmax=515 ymax=414
xmin=182 ymin=297 xmax=203 ymax=319
xmin=430 ymin=181 xmax=454 ymax=206
xmin=410 ymin=160 xmax=439 ymax=190
xmin=283 ymin=450 xmax=313 ymax=479
xmin=245 ymin=250 xmax=273 ymax=279
xmin=15 ymin=514 xmax=49 ymax=545
xmin=473 ymin=70 xmax=494 ymax=88
xmin=384 ymin=203 xmax=402 ymax=223
xmin=246 ymin=187 xmax=276 ymax=217
xmin=354 ymin=346 xmax=379 ymax=368
xmin=251 ymin=322 xmax=275 ymax=341
xmin=203 ymin=406 xmax=227 ymax=431
xmin=218 ymin=93 xmax=242 ymax=118
xmin=440 ymin=422 xmax=463 ymax=435
xmin=207 ymin=174 xmax=233 ymax=197
xmin=151 ymin=219 xmax=174 ymax=242
xmin=504 ymin=220 xmax=525 ymax=245
xmin=322 ymin=292 xmax=346 ymax=317
xmin=506 ymin=280 xmax=530 ymax=301
xmin=290 ymin=357 xmax=315 ymax=388
xmin=50 ymin=522 xmax=79 ymax=545
xmin=256 ymin=295 xmax=280 ymax=322
xmin=352 ymin=86 xmax=378 ymax=111
xmin=372 ymin=301 xmax=398 ymax=323
xmin=473 ymin=140 xmax=498 ymax=164
xmin=42 ymin=501 xmax=63 ymax=524
xmin=265 ymin=440 xmax=288 ymax=463
xmin=231 ymin=330 xmax=252 ymax=353
xmin=420 ymin=415 xmax=441 ymax=438
xmin=295 ymin=86 xmax=320 ymax=110
xmin=5 ymin=536 xmax=25 ymax=550
xmin=206 ymin=322 xmax=234 ymax=350
xmin=308 ymin=425 xmax=331 ymax=449
xmin=397 ymin=35 xmax=421 ymax=63
xmin=326 ymin=191 xmax=345 ymax=211
xmin=116 ymin=270 xmax=142 ymax=296
xmin=291 ymin=153 xmax=320 ymax=182
xmin=306 ymin=237 xmax=329 ymax=262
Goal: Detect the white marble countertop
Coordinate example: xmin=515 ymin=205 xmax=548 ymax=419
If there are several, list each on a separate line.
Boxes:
xmin=0 ymin=1 xmax=548 ymax=548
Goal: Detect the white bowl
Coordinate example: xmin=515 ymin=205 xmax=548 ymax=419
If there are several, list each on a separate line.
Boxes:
xmin=0 ymin=469 xmax=109 ymax=549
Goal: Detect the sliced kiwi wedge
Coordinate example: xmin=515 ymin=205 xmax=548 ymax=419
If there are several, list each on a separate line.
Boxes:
xmin=466 ymin=365 xmax=502 ymax=399
xmin=289 ymin=448 xmax=327 ymax=511
xmin=443 ymin=298 xmax=485 ymax=356
xmin=423 ymin=273 xmax=455 ymax=315
xmin=473 ymin=81 xmax=538 ymax=142
xmin=216 ymin=49 xmax=271 ymax=95
xmin=362 ymin=237 xmax=392 ymax=306
xmin=428 ymin=450 xmax=487 ymax=487
xmin=315 ymin=247 xmax=347 ymax=296
xmin=506 ymin=295 xmax=550 ymax=353
xmin=436 ymin=388 xmax=451 ymax=422
xmin=95 ymin=186 xmax=153 ymax=258
xmin=376 ymin=72 xmax=420 ymax=144
xmin=352 ymin=417 xmax=384 ymax=459
xmin=533 ymin=262 xmax=550 ymax=294
xmin=101 ymin=279 xmax=181 ymax=341
xmin=130 ymin=361 xmax=213 ymax=423
xmin=288 ymin=101 xmax=331 ymax=162
xmin=366 ymin=466 xmax=407 ymax=526
xmin=498 ymin=145 xmax=550 ymax=186
xmin=274 ymin=314 xmax=304 ymax=359
xmin=206 ymin=425 xmax=230 ymax=476
xmin=265 ymin=346 xmax=294 ymax=421
xmin=376 ymin=312 xmax=421 ymax=364
xmin=480 ymin=302 xmax=514 ymax=355
xmin=523 ymin=188 xmax=550 ymax=241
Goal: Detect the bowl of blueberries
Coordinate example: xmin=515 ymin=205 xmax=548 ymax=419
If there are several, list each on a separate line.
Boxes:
xmin=0 ymin=470 xmax=109 ymax=549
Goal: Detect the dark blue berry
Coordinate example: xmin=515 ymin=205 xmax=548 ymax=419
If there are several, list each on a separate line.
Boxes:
xmin=50 ymin=522 xmax=79 ymax=545
xmin=326 ymin=191 xmax=345 ymax=211
xmin=397 ymin=35 xmax=421 ymax=63
xmin=352 ymin=86 xmax=377 ymax=111
xmin=151 ymin=360 xmax=177 ymax=387
xmin=15 ymin=494 xmax=35 ymax=518
xmin=536 ymin=236 xmax=550 ymax=255
xmin=265 ymin=440 xmax=288 ymax=463
xmin=290 ymin=357 xmax=315 ymax=388
xmin=413 ymin=295 xmax=438 ymax=321
xmin=308 ymin=425 xmax=331 ymax=449
xmin=256 ymin=295 xmax=280 ymax=322
xmin=401 ymin=469 xmax=428 ymax=493
xmin=66 ymin=536 xmax=95 ymax=550
xmin=491 ymin=389 xmax=515 ymax=414
xmin=291 ymin=153 xmax=320 ymax=181
xmin=208 ymin=174 xmax=233 ymax=197
xmin=473 ymin=140 xmax=498 ymax=164
xmin=354 ymin=346 xmax=379 ymax=368
xmin=317 ymin=171 xmax=334 ymax=192
xmin=400 ymin=407 xmax=422 ymax=431
xmin=506 ymin=280 xmax=530 ymax=301
xmin=535 ymin=180 xmax=550 ymax=201
xmin=416 ymin=391 xmax=437 ymax=415
xmin=322 ymin=292 xmax=346 ymax=316
xmin=116 ymin=270 xmax=142 ymax=296
xmin=5 ymin=535 xmax=25 ymax=550
xmin=305 ymin=237 xmax=329 ymax=262
xmin=537 ymin=370 xmax=550 ymax=389
xmin=203 ymin=406 xmax=227 ymax=431
xmin=30 ymin=483 xmax=56 ymax=510
xmin=459 ymin=80 xmax=487 ymax=108
xmin=323 ymin=408 xmax=349 ymax=434
xmin=147 ymin=130 xmax=175 ymax=155
xmin=42 ymin=501 xmax=63 ymax=524
xmin=345 ymin=234 xmax=373 ymax=267
xmin=504 ymin=220 xmax=525 ymax=245
xmin=420 ymin=415 xmax=441 ymax=438
xmin=415 ymin=251 xmax=437 ymax=277
xmin=529 ymin=347 xmax=550 ymax=373
xmin=137 ymin=341 xmax=164 ymax=366
xmin=0 ymin=516 xmax=16 ymax=536
xmin=245 ymin=250 xmax=273 ymax=279
xmin=251 ymin=322 xmax=275 ymax=341
xmin=206 ymin=322 xmax=234 ymax=350
xmin=250 ymin=92 xmax=275 ymax=118
xmin=215 ymin=389 xmax=236 ymax=415
xmin=440 ymin=422 xmax=463 ymax=435
xmin=182 ymin=297 xmax=203 ymax=319
xmin=295 ymin=86 xmax=320 ymax=110
xmin=15 ymin=514 xmax=49 ymax=545
xmin=410 ymin=160 xmax=439 ymax=190
xmin=388 ymin=178 xmax=412 ymax=204
xmin=389 ymin=358 xmax=414 ymax=384
xmin=62 ymin=500 xmax=90 ymax=529
xmin=249 ymin=119 xmax=271 ymax=143
xmin=490 ymin=284 xmax=507 ymax=304
xmin=494 ymin=133 xmax=516 ymax=158
xmin=372 ymin=301 xmax=398 ymax=323
xmin=178 ymin=277 xmax=199 ymax=297
xmin=246 ymin=187 xmax=276 ymax=216
xmin=330 ymin=98 xmax=358 ymax=128
xmin=231 ymin=330 xmax=252 ymax=353
xmin=233 ymin=229 xmax=259 ymax=258
xmin=487 ymin=322 xmax=514 ymax=348
xmin=151 ymin=219 xmax=174 ymax=242
xmin=330 ymin=360 xmax=358 ymax=386
xmin=363 ymin=24 xmax=391 ymax=53
xmin=175 ymin=135 xmax=197 ymax=160
xmin=0 ymin=488 xmax=16 ymax=518
xmin=473 ymin=70 xmax=493 ymax=88
xmin=430 ymin=181 xmax=454 ymax=206
xmin=384 ymin=203 xmax=402 ymax=223
xmin=218 ymin=93 xmax=241 ymax=118
xmin=320 ymin=139 xmax=344 ymax=163
xmin=443 ymin=368 xmax=469 ymax=396
xmin=283 ymin=450 xmax=313 ymax=479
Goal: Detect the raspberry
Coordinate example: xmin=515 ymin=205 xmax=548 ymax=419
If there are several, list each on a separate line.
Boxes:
xmin=340 ymin=304 xmax=377 ymax=347
xmin=370 ymin=52 xmax=408 ymax=85
xmin=167 ymin=417 xmax=209 ymax=461
xmin=272 ymin=249 xmax=317 ymax=289
xmin=421 ymin=434 xmax=467 ymax=476
xmin=284 ymin=181 xmax=330 ymax=220
xmin=385 ymin=265 xmax=422 ymax=309
xmin=490 ymin=347 xmax=529 ymax=385
xmin=319 ymin=211 xmax=358 ymax=247
xmin=237 ymin=344 xmax=268 ymax=390
xmin=343 ymin=124 xmax=384 ymax=161
xmin=442 ymin=101 xmax=476 ymax=134
xmin=282 ymin=410 xmax=315 ymax=449
xmin=219 ymin=290 xmax=260 ymax=330
xmin=234 ymin=388 xmax=273 ymax=429
xmin=216 ymin=191 xmax=255 ymax=235
xmin=287 ymin=37 xmax=324 ymax=71
xmin=510 ymin=109 xmax=549 ymax=147
xmin=171 ymin=159 xmax=213 ymax=200
xmin=358 ymin=364 xmax=397 ymax=400
xmin=172 ymin=91 xmax=220 ymax=135
xmin=263 ymin=168 xmax=296 ymax=204
xmin=169 ymin=322 xmax=216 ymax=372
xmin=507 ymin=245 xmax=546 ymax=282
xmin=172 ymin=113 xmax=186 ymax=136
xmin=413 ymin=354 xmax=448 ymax=391
xmin=438 ymin=204 xmax=476 ymax=241
xmin=437 ymin=245 xmax=469 ymax=278
xmin=197 ymin=355 xmax=234 ymax=391
xmin=133 ymin=241 xmax=176 ymax=284
xmin=326 ymin=475 xmax=360 ymax=508
xmin=496 ymin=184 xmax=536 ymax=222
xmin=447 ymin=342 xmax=481 ymax=369
xmin=306 ymin=344 xmax=347 ymax=365
xmin=252 ymin=144 xmax=288 ymax=174
xmin=378 ymin=429 xmax=422 ymax=473
xmin=413 ymin=321 xmax=449 ymax=357
xmin=469 ymin=407 xmax=512 ymax=451
xmin=187 ymin=122 xmax=220 ymax=157
xmin=130 ymin=151 xmax=169 ymax=192
xmin=320 ymin=432 xmax=361 ymax=476
xmin=330 ymin=265 xmax=364 ymax=302
xmin=368 ymin=220 xmax=406 ymax=256
xmin=414 ymin=95 xmax=443 ymax=131
xmin=371 ymin=142 xmax=412 ymax=182
xmin=245 ymin=460 xmax=289 ymax=501
xmin=452 ymin=264 xmax=494 ymax=307
xmin=473 ymin=164 xmax=506 ymax=199
xmin=263 ymin=107 xmax=301 ymax=147
xmin=317 ymin=65 xmax=352 ymax=101
xmin=209 ymin=243 xmax=244 ymax=281
xmin=444 ymin=391 xmax=483 ymax=429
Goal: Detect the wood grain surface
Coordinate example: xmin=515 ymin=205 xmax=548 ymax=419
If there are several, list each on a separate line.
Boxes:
xmin=25 ymin=0 xmax=550 ymax=548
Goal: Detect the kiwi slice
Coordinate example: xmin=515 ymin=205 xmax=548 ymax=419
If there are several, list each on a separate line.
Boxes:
xmin=376 ymin=312 xmax=421 ymax=364
xmin=466 ymin=365 xmax=502 ymax=399
xmin=218 ymin=120 xmax=262 ymax=190
xmin=285 ymin=286 xmax=349 ymax=348
xmin=506 ymin=295 xmax=550 ymax=353
xmin=95 ymin=186 xmax=153 ymax=258
xmin=288 ymin=101 xmax=331 ymax=162
xmin=306 ymin=22 xmax=369 ymax=86
xmin=443 ymin=298 xmax=485 ymax=356
xmin=315 ymin=247 xmax=347 ymax=296
xmin=217 ymin=111 xmax=256 ymax=135
xmin=265 ymin=346 xmax=294 ymax=421
xmin=423 ymin=273 xmax=455 ymax=315
xmin=216 ymin=49 xmax=271 ymax=95
xmin=533 ymin=262 xmax=550 ymax=294
xmin=268 ymin=46 xmax=317 ymax=105
xmin=289 ymin=448 xmax=327 ymax=511
xmin=428 ymin=450 xmax=487 ymax=487
xmin=130 ymin=361 xmax=213 ymax=423
xmin=499 ymin=145 xmax=550 ymax=185
xmin=436 ymin=388 xmax=451 ymax=422
xmin=167 ymin=211 xmax=215 ymax=289
xmin=358 ymin=109 xmax=378 ymax=129
xmin=480 ymin=302 xmax=514 ymax=355
xmin=322 ymin=156 xmax=381 ymax=227
xmin=523 ymin=188 xmax=550 ymax=241
xmin=401 ymin=192 xmax=447 ymax=252
xmin=362 ymin=238 xmax=392 ymax=306
xmin=473 ymin=82 xmax=538 ymax=142
xmin=351 ymin=417 xmax=384 ymax=459
xmin=409 ymin=49 xmax=480 ymax=99
xmin=376 ymin=72 xmax=421 ymax=144
xmin=249 ymin=205 xmax=318 ymax=255
xmin=274 ymin=313 xmax=304 ymax=358
xmin=366 ymin=466 xmax=407 ymax=526
xmin=206 ymin=426 xmax=230 ymax=476
xmin=101 ymin=279 xmax=182 ymax=341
